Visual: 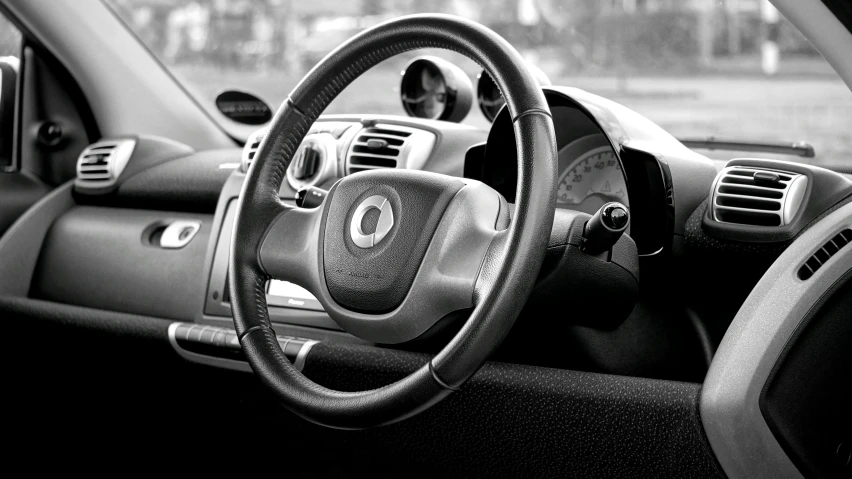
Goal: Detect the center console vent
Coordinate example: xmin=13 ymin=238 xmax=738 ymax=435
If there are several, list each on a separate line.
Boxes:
xmin=346 ymin=124 xmax=436 ymax=175
xmin=75 ymin=139 xmax=136 ymax=189
xmin=710 ymin=166 xmax=807 ymax=227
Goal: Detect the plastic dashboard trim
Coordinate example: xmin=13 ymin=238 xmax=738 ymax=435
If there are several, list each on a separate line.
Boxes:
xmin=701 ymin=200 xmax=852 ymax=479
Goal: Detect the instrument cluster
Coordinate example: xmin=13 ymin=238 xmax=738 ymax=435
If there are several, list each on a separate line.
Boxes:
xmin=399 ymin=58 xmax=676 ymax=256
xmin=398 ymin=55 xmax=550 ymax=123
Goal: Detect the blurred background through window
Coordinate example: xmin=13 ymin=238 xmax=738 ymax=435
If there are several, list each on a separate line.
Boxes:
xmin=95 ymin=0 xmax=852 ymax=164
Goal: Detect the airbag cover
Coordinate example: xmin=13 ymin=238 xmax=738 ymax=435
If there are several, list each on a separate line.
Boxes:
xmin=322 ymin=169 xmax=463 ymax=313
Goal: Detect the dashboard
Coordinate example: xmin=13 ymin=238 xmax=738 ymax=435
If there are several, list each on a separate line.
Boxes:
xmin=4 ymin=9 xmax=852 ymax=475
xmin=51 ymin=70 xmax=713 ymax=347
xmin=12 ymin=53 xmax=851 ymax=388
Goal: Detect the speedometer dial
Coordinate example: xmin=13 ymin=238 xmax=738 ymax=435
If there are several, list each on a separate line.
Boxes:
xmin=557 ymin=146 xmax=628 ymax=213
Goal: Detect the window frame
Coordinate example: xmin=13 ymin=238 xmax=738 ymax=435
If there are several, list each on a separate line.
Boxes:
xmin=0 ymin=4 xmax=24 ymax=172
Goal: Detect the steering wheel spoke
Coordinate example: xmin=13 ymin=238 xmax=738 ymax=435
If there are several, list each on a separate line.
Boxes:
xmin=258 ymin=201 xmax=324 ymax=293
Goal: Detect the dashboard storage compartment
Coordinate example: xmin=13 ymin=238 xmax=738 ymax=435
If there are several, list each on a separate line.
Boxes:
xmin=29 ymin=206 xmax=212 ymax=321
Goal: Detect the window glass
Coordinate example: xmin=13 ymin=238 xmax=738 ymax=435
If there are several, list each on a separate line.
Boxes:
xmin=104 ymin=0 xmax=852 ymax=165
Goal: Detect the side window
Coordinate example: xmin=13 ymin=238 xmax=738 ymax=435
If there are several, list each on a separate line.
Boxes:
xmin=0 ymin=12 xmax=22 ymax=170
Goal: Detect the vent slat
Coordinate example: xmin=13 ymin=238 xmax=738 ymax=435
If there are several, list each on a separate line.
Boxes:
xmin=721 ymin=175 xmax=787 ymax=189
xmin=363 ymin=128 xmax=411 ymax=138
xmin=823 ymin=239 xmax=840 ymax=256
xmin=357 ymin=135 xmax=405 ymax=147
xmin=714 ymin=206 xmax=781 ymax=226
xmin=718 ymin=184 xmax=784 ymax=199
xmin=717 ymin=182 xmax=788 ymax=193
xmin=348 ymin=155 xmax=397 ymax=168
xmin=797 ymin=228 xmax=852 ymax=280
xmin=352 ymin=145 xmax=400 ymax=157
xmin=79 ymin=172 xmax=112 ymax=179
xmin=726 ymin=168 xmax=792 ymax=181
xmin=715 ymin=195 xmax=781 ymax=211
xmin=713 ymin=205 xmax=782 ymax=214
xmin=799 ymin=264 xmax=815 ymax=280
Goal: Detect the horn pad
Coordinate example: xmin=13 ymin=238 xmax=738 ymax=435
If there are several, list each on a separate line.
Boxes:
xmin=322 ymin=170 xmax=463 ymax=314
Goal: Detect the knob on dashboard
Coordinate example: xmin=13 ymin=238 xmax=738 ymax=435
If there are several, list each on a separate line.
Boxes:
xmin=582 ymin=202 xmax=630 ymax=255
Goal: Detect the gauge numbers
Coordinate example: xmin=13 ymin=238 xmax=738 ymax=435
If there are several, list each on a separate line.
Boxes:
xmin=557 ymin=146 xmax=628 ymax=210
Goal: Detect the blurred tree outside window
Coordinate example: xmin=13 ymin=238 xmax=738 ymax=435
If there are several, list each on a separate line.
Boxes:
xmin=103 ymin=0 xmax=851 ymax=165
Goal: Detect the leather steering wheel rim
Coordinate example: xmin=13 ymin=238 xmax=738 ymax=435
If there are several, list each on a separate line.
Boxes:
xmin=229 ymin=13 xmax=557 ymax=429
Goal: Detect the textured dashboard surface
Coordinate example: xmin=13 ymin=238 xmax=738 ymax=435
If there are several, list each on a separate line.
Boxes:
xmin=302 ymin=342 xmax=725 ymax=478
xmin=2 ymin=295 xmax=723 ymax=477
xmin=110 ymin=148 xmax=240 ymax=212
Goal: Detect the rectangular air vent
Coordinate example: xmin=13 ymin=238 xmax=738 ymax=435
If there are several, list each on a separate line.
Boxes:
xmin=347 ymin=127 xmax=408 ymax=174
xmin=711 ymin=166 xmax=808 ymax=227
xmin=240 ymin=128 xmax=267 ymax=172
xmin=797 ymin=229 xmax=852 ymax=280
xmin=345 ymin=125 xmax=436 ymax=175
xmin=75 ymin=139 xmax=136 ymax=190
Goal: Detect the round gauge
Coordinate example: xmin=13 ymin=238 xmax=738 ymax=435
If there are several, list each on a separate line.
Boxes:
xmin=557 ymin=146 xmax=628 ymax=214
xmin=477 ymin=65 xmax=551 ymax=122
xmin=476 ymin=71 xmax=504 ymax=122
xmin=400 ymin=56 xmax=472 ymax=122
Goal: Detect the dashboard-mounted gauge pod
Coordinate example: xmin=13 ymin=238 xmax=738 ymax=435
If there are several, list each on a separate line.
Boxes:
xmin=215 ymin=90 xmax=272 ymax=125
xmin=400 ymin=56 xmax=473 ymax=122
xmin=477 ymin=64 xmax=551 ymax=122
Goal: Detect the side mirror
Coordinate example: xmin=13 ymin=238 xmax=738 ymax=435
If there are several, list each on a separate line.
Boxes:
xmin=0 ymin=57 xmax=19 ymax=169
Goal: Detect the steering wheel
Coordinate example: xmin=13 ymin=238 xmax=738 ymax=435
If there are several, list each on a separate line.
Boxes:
xmin=229 ymin=14 xmax=557 ymax=429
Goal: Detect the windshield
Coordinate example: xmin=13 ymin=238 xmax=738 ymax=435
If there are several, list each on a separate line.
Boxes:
xmin=105 ymin=0 xmax=852 ymax=165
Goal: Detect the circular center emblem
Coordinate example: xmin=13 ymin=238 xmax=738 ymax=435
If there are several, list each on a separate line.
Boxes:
xmin=350 ymin=195 xmax=394 ymax=248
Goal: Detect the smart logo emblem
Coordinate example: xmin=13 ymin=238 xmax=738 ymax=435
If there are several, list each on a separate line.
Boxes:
xmin=350 ymin=195 xmax=394 ymax=248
